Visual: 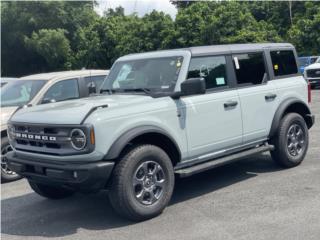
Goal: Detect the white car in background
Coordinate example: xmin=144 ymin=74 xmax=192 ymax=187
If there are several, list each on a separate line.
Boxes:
xmin=0 ymin=77 xmax=18 ymax=87
xmin=1 ymin=70 xmax=109 ymax=182
xmin=304 ymin=57 xmax=320 ymax=88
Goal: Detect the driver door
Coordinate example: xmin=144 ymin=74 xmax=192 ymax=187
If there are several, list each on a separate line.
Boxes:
xmin=182 ymin=55 xmax=243 ymax=158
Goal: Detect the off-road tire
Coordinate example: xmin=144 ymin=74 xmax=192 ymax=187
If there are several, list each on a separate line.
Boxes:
xmin=1 ymin=137 xmax=22 ymax=183
xmin=29 ymin=181 xmax=74 ymax=199
xmin=271 ymin=113 xmax=309 ymax=168
xmin=109 ymin=144 xmax=175 ymax=221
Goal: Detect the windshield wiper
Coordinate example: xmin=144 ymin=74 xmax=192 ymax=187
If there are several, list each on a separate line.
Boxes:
xmin=122 ymin=88 xmax=151 ymax=95
xmin=100 ymin=88 xmax=152 ymax=95
xmin=100 ymin=89 xmax=118 ymax=94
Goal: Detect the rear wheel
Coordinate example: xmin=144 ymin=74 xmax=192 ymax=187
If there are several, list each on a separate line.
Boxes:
xmin=1 ymin=137 xmax=21 ymax=183
xmin=271 ymin=113 xmax=309 ymax=168
xmin=28 ymin=181 xmax=74 ymax=199
xmin=109 ymin=144 xmax=174 ymax=221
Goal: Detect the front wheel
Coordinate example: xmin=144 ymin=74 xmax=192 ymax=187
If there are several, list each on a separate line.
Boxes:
xmin=271 ymin=113 xmax=309 ymax=168
xmin=1 ymin=137 xmax=22 ymax=183
xmin=28 ymin=181 xmax=75 ymax=199
xmin=109 ymin=144 xmax=175 ymax=221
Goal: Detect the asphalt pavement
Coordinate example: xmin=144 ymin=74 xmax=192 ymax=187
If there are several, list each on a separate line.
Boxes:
xmin=1 ymin=90 xmax=320 ymax=240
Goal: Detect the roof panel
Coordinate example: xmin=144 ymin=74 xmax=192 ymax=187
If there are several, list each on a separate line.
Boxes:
xmin=20 ymin=70 xmax=109 ymax=80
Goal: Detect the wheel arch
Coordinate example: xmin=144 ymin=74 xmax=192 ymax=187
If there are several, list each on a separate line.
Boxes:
xmin=269 ymin=98 xmax=313 ymax=138
xmin=104 ymin=126 xmax=181 ymax=166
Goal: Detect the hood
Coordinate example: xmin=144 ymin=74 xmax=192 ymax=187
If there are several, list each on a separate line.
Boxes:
xmin=1 ymin=106 xmax=18 ymax=126
xmin=305 ymin=63 xmax=320 ymax=70
xmin=10 ymin=94 xmax=151 ymax=125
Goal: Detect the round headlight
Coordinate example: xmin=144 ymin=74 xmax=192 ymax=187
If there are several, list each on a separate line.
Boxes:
xmin=70 ymin=129 xmax=86 ymax=150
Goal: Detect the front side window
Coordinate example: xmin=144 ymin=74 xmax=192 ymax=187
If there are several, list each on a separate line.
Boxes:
xmin=187 ymin=56 xmax=228 ymax=89
xmin=233 ymin=53 xmax=267 ymax=85
xmin=310 ymin=57 xmax=318 ymax=64
xmin=84 ymin=75 xmax=106 ymax=88
xmin=85 ymin=75 xmax=107 ymax=94
xmin=42 ymin=79 xmax=79 ymax=103
xmin=271 ymin=50 xmax=298 ymax=76
xmin=1 ymin=80 xmax=47 ymax=107
xmin=100 ymin=56 xmax=183 ymax=93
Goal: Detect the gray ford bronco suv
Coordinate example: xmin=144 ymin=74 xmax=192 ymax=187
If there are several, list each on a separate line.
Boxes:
xmin=7 ymin=43 xmax=315 ymax=221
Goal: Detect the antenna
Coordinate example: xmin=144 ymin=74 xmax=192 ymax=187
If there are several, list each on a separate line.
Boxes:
xmin=133 ymin=0 xmax=137 ymax=14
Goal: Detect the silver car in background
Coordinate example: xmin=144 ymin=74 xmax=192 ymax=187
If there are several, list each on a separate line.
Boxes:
xmin=1 ymin=70 xmax=109 ymax=182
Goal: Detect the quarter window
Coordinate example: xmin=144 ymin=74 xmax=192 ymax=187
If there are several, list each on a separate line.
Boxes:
xmin=187 ymin=56 xmax=228 ymax=89
xmin=233 ymin=53 xmax=267 ymax=85
xmin=43 ymin=79 xmax=79 ymax=103
xmin=270 ymin=50 xmax=298 ymax=76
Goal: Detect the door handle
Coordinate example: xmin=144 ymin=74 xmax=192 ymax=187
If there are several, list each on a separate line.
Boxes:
xmin=265 ymin=93 xmax=277 ymax=100
xmin=224 ymin=100 xmax=238 ymax=108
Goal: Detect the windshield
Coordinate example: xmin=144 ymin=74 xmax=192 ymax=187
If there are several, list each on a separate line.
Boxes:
xmin=100 ymin=56 xmax=183 ymax=94
xmin=298 ymin=58 xmax=309 ymax=66
xmin=1 ymin=80 xmax=47 ymax=107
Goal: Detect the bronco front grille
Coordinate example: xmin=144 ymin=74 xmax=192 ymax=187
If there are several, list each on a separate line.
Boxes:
xmin=8 ymin=123 xmax=93 ymax=156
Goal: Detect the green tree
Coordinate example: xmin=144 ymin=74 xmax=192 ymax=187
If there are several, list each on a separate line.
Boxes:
xmin=174 ymin=2 xmax=281 ymax=47
xmin=287 ymin=2 xmax=320 ymax=55
xmin=1 ymin=1 xmax=320 ymax=76
xmin=1 ymin=1 xmax=96 ymax=76
xmin=24 ymin=29 xmax=72 ymax=71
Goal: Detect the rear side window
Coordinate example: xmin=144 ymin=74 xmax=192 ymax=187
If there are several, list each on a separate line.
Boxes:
xmin=187 ymin=56 xmax=228 ymax=89
xmin=270 ymin=50 xmax=298 ymax=76
xmin=233 ymin=53 xmax=267 ymax=85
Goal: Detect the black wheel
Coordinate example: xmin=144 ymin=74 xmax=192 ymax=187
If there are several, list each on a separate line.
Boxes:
xmin=28 ymin=181 xmax=74 ymax=199
xmin=109 ymin=144 xmax=174 ymax=221
xmin=1 ymin=137 xmax=22 ymax=183
xmin=271 ymin=113 xmax=309 ymax=168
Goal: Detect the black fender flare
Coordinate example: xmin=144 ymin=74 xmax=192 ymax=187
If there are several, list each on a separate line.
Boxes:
xmin=104 ymin=125 xmax=181 ymax=160
xmin=269 ymin=97 xmax=312 ymax=138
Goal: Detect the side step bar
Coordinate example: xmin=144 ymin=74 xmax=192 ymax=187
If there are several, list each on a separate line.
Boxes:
xmin=175 ymin=144 xmax=274 ymax=178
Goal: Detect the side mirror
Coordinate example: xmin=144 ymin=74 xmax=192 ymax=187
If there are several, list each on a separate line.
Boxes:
xmin=41 ymin=98 xmax=56 ymax=104
xmin=87 ymin=82 xmax=96 ymax=95
xmin=171 ymin=78 xmax=206 ymax=99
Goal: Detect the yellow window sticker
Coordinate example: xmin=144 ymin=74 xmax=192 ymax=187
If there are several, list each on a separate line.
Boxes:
xmin=274 ymin=64 xmax=279 ymax=70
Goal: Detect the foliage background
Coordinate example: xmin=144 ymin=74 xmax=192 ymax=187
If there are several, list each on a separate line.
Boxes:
xmin=1 ymin=1 xmax=320 ymax=77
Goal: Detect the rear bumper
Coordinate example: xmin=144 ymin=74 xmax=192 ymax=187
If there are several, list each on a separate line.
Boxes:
xmin=6 ymin=151 xmax=114 ymax=192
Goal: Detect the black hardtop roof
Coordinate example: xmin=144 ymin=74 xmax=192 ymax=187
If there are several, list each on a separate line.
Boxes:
xmin=120 ymin=43 xmax=295 ymax=60
xmin=188 ymin=43 xmax=294 ymax=56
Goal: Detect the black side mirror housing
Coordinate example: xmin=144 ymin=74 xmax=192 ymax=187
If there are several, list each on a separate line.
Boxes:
xmin=41 ymin=98 xmax=56 ymax=104
xmin=171 ymin=78 xmax=206 ymax=99
xmin=88 ymin=82 xmax=97 ymax=95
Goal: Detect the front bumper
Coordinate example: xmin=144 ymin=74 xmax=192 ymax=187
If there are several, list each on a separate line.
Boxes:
xmin=6 ymin=151 xmax=114 ymax=192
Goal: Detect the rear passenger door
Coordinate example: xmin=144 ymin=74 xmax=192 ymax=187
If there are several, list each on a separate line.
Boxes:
xmin=183 ymin=55 xmax=243 ymax=158
xmin=233 ymin=52 xmax=277 ymax=143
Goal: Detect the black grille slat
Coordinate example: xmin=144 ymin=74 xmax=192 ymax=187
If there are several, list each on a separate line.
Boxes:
xmin=307 ymin=69 xmax=320 ymax=78
xmin=10 ymin=123 xmax=92 ymax=156
xmin=12 ymin=124 xmax=70 ymax=151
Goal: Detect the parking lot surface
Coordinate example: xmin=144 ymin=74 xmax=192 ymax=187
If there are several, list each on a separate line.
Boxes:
xmin=1 ymin=90 xmax=320 ymax=240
